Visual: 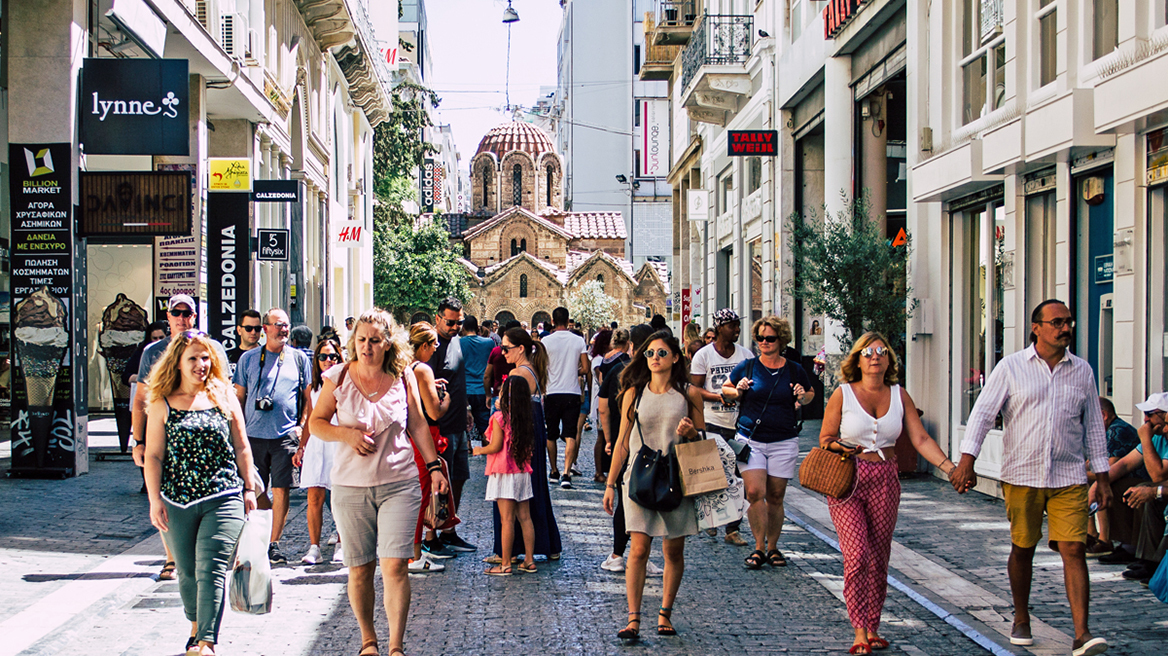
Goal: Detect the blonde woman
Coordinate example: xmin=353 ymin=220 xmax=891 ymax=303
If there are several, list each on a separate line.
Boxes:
xmin=818 ymin=332 xmax=955 ymax=654
xmin=309 ymin=309 xmax=448 ymax=656
xmin=143 ymin=330 xmax=257 ymax=656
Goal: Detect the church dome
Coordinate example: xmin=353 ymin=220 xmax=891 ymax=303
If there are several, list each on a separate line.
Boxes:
xmin=475 ymin=122 xmax=555 ymax=159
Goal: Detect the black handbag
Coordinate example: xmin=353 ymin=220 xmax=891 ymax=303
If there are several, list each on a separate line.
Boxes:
xmin=627 ymin=389 xmax=684 ymax=512
xmin=727 ymin=438 xmax=752 ymax=463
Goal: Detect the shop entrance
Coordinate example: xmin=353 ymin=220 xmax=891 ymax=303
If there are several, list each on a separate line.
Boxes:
xmin=1073 ymin=169 xmax=1115 ymax=395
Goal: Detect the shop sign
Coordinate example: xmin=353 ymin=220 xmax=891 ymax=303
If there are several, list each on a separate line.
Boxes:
xmin=252 ymin=180 xmax=300 ymax=202
xmin=642 ymin=100 xmax=669 ymax=177
xmin=153 ymin=235 xmax=199 ymax=319
xmin=332 ymin=220 xmax=367 ymax=249
xmin=257 ymin=229 xmax=290 ymax=261
xmin=421 ymin=159 xmax=444 ymax=213
xmin=1095 ymin=254 xmax=1114 ymax=285
xmin=80 ymin=58 xmax=188 ymax=156
xmin=1148 ymin=128 xmax=1168 ymax=187
xmin=727 ymin=130 xmax=777 ymax=156
xmin=687 ymin=189 xmax=710 ymax=221
xmin=209 ymin=158 xmax=251 ymax=192
xmin=7 ymin=143 xmax=81 ymax=475
xmin=681 ymin=287 xmax=692 ymax=326
xmin=206 ymin=193 xmax=251 ymax=350
xmin=823 ymin=0 xmax=870 ymax=39
xmin=79 ymin=171 xmax=191 ymax=236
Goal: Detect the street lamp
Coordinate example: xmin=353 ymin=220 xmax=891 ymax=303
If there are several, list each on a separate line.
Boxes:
xmin=503 ymin=1 xmax=519 ymax=112
xmin=503 ymin=1 xmax=519 ymax=23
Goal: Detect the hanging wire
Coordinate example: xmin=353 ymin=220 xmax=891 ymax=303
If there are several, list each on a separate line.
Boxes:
xmin=505 ymin=23 xmax=513 ymax=113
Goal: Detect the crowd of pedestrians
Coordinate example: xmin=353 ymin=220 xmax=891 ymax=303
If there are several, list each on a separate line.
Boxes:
xmin=120 ymin=292 xmax=1167 ymax=656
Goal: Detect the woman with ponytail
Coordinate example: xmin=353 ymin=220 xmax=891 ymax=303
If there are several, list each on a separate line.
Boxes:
xmin=485 ymin=327 xmax=563 ymax=563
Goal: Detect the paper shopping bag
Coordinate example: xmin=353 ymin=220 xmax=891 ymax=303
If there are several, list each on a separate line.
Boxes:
xmin=675 ymin=437 xmax=728 ymax=497
xmin=695 ymin=435 xmax=746 ymax=530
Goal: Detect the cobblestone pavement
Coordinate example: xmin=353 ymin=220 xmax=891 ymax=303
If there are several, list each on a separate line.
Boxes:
xmin=1 ymin=417 xmax=1166 ymax=655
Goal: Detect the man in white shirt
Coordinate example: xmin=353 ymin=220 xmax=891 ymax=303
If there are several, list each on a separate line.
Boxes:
xmin=952 ymin=299 xmax=1111 ymax=656
xmin=689 ymin=308 xmax=752 ymax=545
xmin=542 ymin=306 xmax=590 ymax=489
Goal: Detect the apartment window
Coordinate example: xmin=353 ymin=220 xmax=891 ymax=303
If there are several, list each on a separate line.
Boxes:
xmin=633 ymin=45 xmax=641 ymax=74
xmin=1159 ymin=0 xmax=1168 ymax=28
xmin=747 ymin=157 xmax=762 ymax=194
xmin=1037 ymin=0 xmax=1057 ymax=88
xmin=720 ymin=173 xmax=734 ymax=214
xmin=1093 ymin=0 xmax=1118 ymax=60
xmin=789 ymin=0 xmax=825 ymax=43
xmin=961 ymin=0 xmax=1007 ymax=124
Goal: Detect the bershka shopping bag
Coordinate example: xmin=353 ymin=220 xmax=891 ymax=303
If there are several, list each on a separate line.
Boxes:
xmin=676 ymin=436 xmax=729 ymax=497
xmin=694 ymin=434 xmax=746 ymax=530
xmin=230 ymin=509 xmax=273 ymax=615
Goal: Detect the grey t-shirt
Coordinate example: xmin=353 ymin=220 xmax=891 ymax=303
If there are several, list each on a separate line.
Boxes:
xmin=232 ymin=345 xmax=312 ymax=440
xmin=138 ymin=336 xmax=230 ymax=386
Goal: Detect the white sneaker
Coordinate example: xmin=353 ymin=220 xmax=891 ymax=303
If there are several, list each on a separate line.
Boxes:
xmin=301 ymin=544 xmax=322 ymax=565
xmin=600 ymin=554 xmax=626 ymax=572
xmin=645 ymin=561 xmax=663 ymax=576
xmin=327 ymin=532 xmax=339 ymax=546
xmin=332 ymin=544 xmax=344 ymax=564
xmin=408 ymin=553 xmax=445 ymax=573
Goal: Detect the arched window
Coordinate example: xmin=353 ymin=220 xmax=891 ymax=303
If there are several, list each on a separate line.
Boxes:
xmin=520 ymin=238 xmax=527 ymax=253
xmin=510 ymin=238 xmax=518 ymax=257
xmin=512 ymin=164 xmax=523 ymax=207
xmin=481 ymin=166 xmax=492 ymax=208
xmin=520 ymin=274 xmax=529 ymax=298
xmin=596 ymin=273 xmax=604 ymax=290
xmin=546 ymin=166 xmax=554 ymax=207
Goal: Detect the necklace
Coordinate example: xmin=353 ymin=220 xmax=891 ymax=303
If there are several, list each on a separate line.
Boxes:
xmin=351 ymin=366 xmax=385 ymax=400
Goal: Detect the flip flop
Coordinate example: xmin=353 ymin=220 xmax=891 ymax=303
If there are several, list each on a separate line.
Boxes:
xmin=517 ymin=562 xmax=537 ymax=573
xmin=848 ymin=644 xmax=872 ymax=655
xmin=868 ymin=636 xmax=889 ymax=650
xmin=485 ymin=565 xmax=512 ymax=576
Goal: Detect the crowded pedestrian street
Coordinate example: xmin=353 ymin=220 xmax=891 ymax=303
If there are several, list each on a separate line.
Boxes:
xmin=2 ymin=418 xmax=1164 ymax=656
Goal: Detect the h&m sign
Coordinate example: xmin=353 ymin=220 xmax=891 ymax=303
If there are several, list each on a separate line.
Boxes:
xmin=80 ymin=58 xmax=189 ymax=156
xmin=727 ymin=130 xmax=777 ymax=156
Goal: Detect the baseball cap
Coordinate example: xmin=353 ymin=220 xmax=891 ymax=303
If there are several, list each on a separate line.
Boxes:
xmin=713 ymin=308 xmax=740 ymax=327
xmin=1136 ymin=392 xmax=1168 ymax=414
xmin=168 ymin=294 xmax=196 ymax=312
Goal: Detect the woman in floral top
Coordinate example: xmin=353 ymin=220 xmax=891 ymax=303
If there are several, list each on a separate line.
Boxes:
xmin=143 ymin=330 xmax=257 ymax=656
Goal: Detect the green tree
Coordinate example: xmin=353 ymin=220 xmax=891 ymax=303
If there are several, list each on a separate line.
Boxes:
xmin=373 ymin=81 xmax=439 ymax=201
xmin=786 ymin=192 xmax=913 ymax=354
xmin=373 ymin=216 xmax=469 ymax=322
xmin=567 ymin=280 xmax=618 ymax=330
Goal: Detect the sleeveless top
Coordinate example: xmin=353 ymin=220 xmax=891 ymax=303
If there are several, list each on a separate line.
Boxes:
xmin=408 ymin=361 xmax=440 ymax=426
xmin=160 ymin=402 xmax=243 ymax=508
xmin=839 ymin=384 xmax=904 ymax=458
xmin=324 ymin=364 xmax=417 ymax=487
xmin=517 ymin=364 xmax=544 ymax=401
xmin=484 ymin=411 xmax=533 ymax=475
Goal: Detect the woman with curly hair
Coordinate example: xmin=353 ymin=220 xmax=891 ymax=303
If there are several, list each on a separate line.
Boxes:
xmin=143 ymin=330 xmax=257 ymax=656
xmin=309 ymin=309 xmax=449 ymax=656
xmin=602 ymin=330 xmax=705 ymax=640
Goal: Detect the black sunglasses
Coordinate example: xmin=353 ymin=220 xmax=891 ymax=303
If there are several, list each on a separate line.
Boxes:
xmin=170 ymin=309 xmax=194 ymax=318
xmin=240 ymin=325 xmax=262 ymax=332
xmin=756 ymin=335 xmax=780 ymax=343
xmin=444 ymin=319 xmax=464 ymax=327
xmin=317 ymin=353 xmax=342 ymax=362
xmin=500 ymin=344 xmax=521 ymax=353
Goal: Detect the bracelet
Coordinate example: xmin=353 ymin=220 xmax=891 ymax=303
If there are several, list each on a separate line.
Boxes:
xmin=243 ymin=487 xmax=255 ymax=493
xmin=606 ymin=483 xmax=617 ymax=489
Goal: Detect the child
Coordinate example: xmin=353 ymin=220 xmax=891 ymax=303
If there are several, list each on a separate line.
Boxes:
xmin=473 ymin=375 xmax=537 ymax=575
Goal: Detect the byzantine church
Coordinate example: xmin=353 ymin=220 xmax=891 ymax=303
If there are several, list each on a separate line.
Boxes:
xmin=435 ymin=122 xmax=668 ymax=328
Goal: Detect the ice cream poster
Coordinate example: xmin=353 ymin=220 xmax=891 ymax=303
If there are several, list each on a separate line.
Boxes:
xmin=8 ymin=143 xmax=80 ymax=476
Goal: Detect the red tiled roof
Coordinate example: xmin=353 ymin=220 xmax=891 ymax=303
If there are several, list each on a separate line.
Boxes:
xmin=475 ymin=122 xmax=555 ymax=159
xmin=555 ymin=212 xmax=627 ymax=240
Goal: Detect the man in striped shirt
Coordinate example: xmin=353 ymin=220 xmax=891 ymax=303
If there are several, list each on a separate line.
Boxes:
xmin=951 ymin=299 xmax=1111 ymax=656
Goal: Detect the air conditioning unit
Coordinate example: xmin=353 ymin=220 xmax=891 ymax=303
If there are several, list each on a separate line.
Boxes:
xmin=222 ymin=12 xmax=249 ymax=60
xmin=196 ymin=0 xmax=219 ymax=34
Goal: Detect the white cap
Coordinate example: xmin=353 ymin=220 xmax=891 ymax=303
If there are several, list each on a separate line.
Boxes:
xmin=168 ymin=294 xmax=196 ymax=312
xmin=1135 ymin=392 xmax=1168 ymax=414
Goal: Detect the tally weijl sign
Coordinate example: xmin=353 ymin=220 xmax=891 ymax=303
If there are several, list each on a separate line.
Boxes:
xmin=80 ymin=58 xmax=189 ymax=156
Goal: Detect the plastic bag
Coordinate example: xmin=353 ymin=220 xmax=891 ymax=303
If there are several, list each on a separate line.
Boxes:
xmin=229 ymin=509 xmax=273 ymax=615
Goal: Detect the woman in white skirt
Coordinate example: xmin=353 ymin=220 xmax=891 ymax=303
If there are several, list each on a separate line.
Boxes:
xmin=472 ymin=375 xmax=537 ymax=575
xmin=293 ymin=337 xmax=342 ymax=565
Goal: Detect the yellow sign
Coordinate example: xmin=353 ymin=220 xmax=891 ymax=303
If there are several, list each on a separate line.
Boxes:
xmin=208 ymin=158 xmax=251 ymax=192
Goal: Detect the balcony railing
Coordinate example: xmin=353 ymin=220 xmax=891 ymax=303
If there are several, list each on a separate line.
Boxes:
xmin=680 ymin=14 xmax=753 ymax=92
xmin=641 ymin=14 xmax=682 ymax=80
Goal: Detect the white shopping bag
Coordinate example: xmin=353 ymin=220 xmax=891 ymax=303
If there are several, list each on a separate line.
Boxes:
xmin=229 ymin=509 xmax=273 ymax=615
xmin=694 ymin=435 xmax=746 ymax=531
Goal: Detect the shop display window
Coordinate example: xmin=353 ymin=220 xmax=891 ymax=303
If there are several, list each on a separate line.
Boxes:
xmin=959 ymin=202 xmax=1006 ymax=424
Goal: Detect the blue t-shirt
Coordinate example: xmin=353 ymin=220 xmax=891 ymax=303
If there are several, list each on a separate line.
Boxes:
xmin=461 ymin=335 xmax=495 ymax=396
xmin=232 ymin=345 xmax=312 ymax=440
xmin=728 ymin=357 xmax=812 ymax=444
xmin=1136 ymin=432 xmax=1168 ymax=470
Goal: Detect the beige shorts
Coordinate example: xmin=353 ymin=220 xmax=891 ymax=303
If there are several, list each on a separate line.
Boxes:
xmin=331 ymin=479 xmax=422 ymax=566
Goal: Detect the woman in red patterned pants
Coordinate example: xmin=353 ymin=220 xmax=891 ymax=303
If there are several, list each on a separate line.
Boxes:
xmin=818 ymin=332 xmax=958 ymax=655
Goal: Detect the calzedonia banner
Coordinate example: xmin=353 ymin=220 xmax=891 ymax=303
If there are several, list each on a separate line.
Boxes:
xmin=8 ymin=143 xmax=81 ymax=476
xmin=206 ymin=193 xmax=251 ymax=350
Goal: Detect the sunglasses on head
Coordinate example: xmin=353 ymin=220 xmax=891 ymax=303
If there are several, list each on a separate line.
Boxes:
xmin=170 ymin=309 xmax=194 ymax=318
xmin=756 ymin=335 xmax=780 ymax=343
xmin=317 ymin=353 xmax=342 ymax=362
xmin=860 ymin=345 xmax=889 ymax=358
xmin=646 ymin=348 xmax=672 ymax=359
xmin=183 ymin=330 xmax=207 ymax=339
xmin=240 ymin=325 xmax=262 ymax=332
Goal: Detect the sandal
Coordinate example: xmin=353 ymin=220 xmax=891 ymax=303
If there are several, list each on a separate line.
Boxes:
xmin=744 ymin=549 xmax=766 ymax=570
xmin=159 ymin=561 xmax=177 ymax=581
xmin=657 ymin=606 xmax=677 ymax=636
xmin=185 ymin=636 xmax=199 ymax=656
xmin=766 ymin=549 xmax=787 ymax=567
xmin=517 ymin=561 xmax=537 ymax=574
xmin=617 ymin=612 xmax=641 ymax=640
xmin=485 ymin=565 xmax=512 ymax=576
xmin=868 ymin=636 xmax=889 ymax=650
xmin=848 ymin=643 xmax=872 ymax=655
xmin=389 ymin=649 xmax=405 ymax=656
xmin=358 ymin=638 xmax=378 ymax=656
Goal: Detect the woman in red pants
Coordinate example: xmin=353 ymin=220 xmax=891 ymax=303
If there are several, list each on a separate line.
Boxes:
xmin=818 ymin=332 xmax=958 ymax=655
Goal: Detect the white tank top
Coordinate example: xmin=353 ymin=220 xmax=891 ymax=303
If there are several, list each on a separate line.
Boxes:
xmin=838 ymin=383 xmax=903 ymax=459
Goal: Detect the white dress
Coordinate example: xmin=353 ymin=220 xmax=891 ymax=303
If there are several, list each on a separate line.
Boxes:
xmin=299 ymin=387 xmax=338 ymax=489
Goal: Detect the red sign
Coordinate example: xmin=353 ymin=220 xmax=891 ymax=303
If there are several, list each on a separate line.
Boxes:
xmin=681 ymin=288 xmax=692 ymax=326
xmin=823 ymin=0 xmax=868 ymax=39
xmin=727 ymin=130 xmax=777 ymax=156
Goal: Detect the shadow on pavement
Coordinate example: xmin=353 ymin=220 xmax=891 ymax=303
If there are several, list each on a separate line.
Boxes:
xmin=23 ymin=571 xmax=157 ymax=582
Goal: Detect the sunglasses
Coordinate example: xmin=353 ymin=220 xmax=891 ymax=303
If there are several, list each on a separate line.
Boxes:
xmin=169 ymin=309 xmax=194 ymax=318
xmin=646 ymin=348 xmax=672 ymax=359
xmin=860 ymin=346 xmax=889 ymax=358
xmin=500 ymin=344 xmax=521 ymax=353
xmin=240 ymin=325 xmax=262 ymax=332
xmin=756 ymin=335 xmax=780 ymax=343
xmin=444 ymin=319 xmax=464 ymax=327
xmin=317 ymin=353 xmax=342 ymax=362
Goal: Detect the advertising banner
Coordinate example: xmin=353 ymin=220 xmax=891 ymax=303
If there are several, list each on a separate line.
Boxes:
xmin=8 ymin=143 xmax=82 ymax=476
xmin=641 ymin=100 xmax=669 ymax=177
xmin=687 ymin=189 xmax=710 ymax=222
xmin=421 ymin=159 xmax=444 ymax=212
xmin=209 ymin=158 xmax=251 ymax=192
xmin=80 ymin=171 xmax=192 ymax=236
xmin=252 ymin=179 xmax=299 ymax=202
xmin=80 ymin=58 xmax=189 ymax=155
xmin=681 ymin=287 xmax=692 ymax=326
xmin=206 ymin=193 xmax=251 ymax=350
xmin=332 ymin=220 xmax=367 ymax=249
xmin=727 ymin=130 xmax=778 ymax=156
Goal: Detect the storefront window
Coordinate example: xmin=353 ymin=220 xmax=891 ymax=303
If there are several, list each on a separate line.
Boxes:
xmin=961 ymin=202 xmax=1006 ymax=423
xmin=747 ymin=157 xmax=762 ymax=194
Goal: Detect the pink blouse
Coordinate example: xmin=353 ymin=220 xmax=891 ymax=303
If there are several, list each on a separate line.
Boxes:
xmin=324 ymin=365 xmax=418 ymax=487
xmin=484 ymin=411 xmax=533 ymax=476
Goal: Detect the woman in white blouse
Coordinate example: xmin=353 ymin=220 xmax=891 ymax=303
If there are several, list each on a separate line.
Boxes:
xmin=818 ymin=331 xmax=955 ymax=655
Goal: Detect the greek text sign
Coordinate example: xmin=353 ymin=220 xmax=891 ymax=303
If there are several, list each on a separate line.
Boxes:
xmin=209 ymin=158 xmax=251 ymax=192
xmin=80 ymin=58 xmax=188 ymax=155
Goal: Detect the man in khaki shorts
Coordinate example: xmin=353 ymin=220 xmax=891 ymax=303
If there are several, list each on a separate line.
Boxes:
xmin=951 ymin=299 xmax=1112 ymax=656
